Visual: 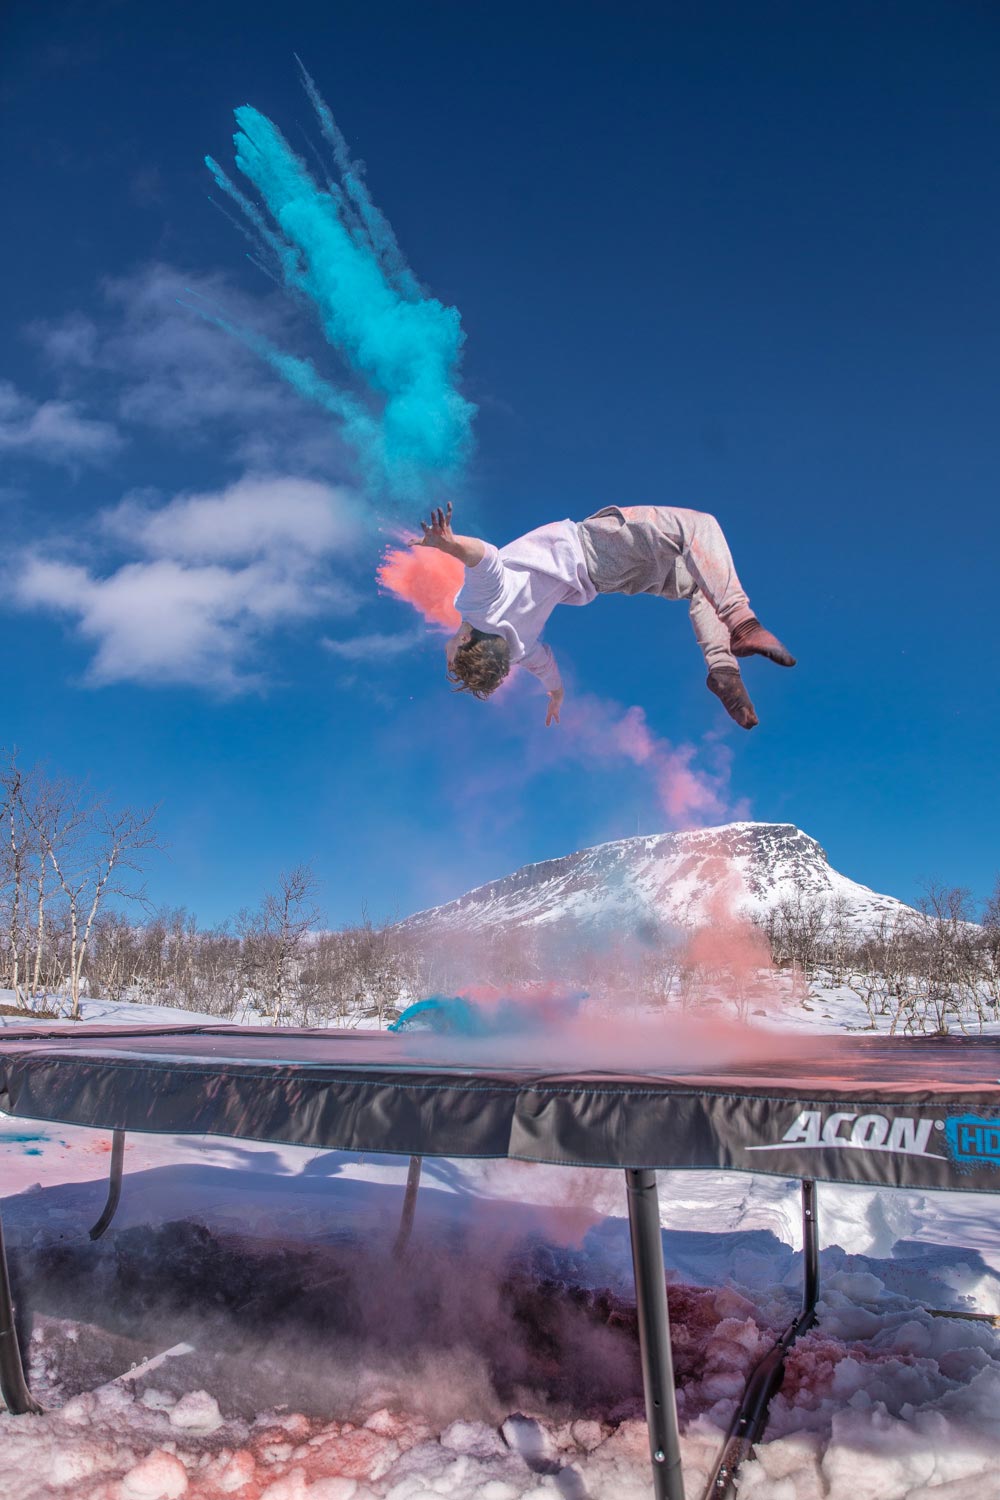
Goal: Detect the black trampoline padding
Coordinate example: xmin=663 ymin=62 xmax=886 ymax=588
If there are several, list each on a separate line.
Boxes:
xmin=1 ymin=1023 xmax=1000 ymax=1192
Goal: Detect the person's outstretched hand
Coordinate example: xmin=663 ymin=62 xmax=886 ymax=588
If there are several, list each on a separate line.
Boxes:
xmin=546 ymin=688 xmax=564 ymax=727
xmin=413 ymin=502 xmax=455 ymax=551
xmin=409 ymin=504 xmax=485 ymax=568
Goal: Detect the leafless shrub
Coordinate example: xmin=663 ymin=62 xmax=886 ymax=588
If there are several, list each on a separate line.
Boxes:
xmin=236 ymin=866 xmax=321 ymax=1025
xmin=752 ymin=882 xmax=1000 ymax=1035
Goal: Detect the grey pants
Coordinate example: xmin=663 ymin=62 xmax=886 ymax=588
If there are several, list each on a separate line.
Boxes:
xmin=577 ymin=505 xmax=754 ymax=672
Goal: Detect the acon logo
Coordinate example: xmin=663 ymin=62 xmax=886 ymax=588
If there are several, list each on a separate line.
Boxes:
xmin=747 ymin=1109 xmax=941 ymax=1159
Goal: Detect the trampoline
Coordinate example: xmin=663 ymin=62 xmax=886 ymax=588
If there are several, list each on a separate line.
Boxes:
xmin=1 ymin=1022 xmax=999 ymax=1500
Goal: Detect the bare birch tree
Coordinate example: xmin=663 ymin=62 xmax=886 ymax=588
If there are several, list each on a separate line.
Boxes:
xmin=239 ymin=865 xmax=321 ymax=1024
xmin=0 ymin=756 xmax=26 ymax=1003
xmin=43 ymin=795 xmax=159 ymax=1018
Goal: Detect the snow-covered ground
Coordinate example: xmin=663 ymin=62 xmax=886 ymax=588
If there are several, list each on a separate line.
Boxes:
xmin=0 ymin=996 xmax=390 ymax=1032
xmin=0 ymin=997 xmax=228 ymax=1029
xmin=1 ymin=993 xmax=999 ymax=1498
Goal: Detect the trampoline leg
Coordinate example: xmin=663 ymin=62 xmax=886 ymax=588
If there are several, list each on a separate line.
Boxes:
xmin=625 ymin=1168 xmax=685 ymax=1500
xmin=392 ymin=1156 xmax=423 ymax=1259
xmin=801 ymin=1178 xmax=819 ymax=1316
xmin=89 ymin=1130 xmax=126 ymax=1242
xmin=703 ymin=1179 xmax=821 ymax=1500
xmin=0 ymin=1211 xmax=42 ymax=1414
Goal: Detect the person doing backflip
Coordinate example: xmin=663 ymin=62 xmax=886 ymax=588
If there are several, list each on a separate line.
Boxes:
xmin=412 ymin=503 xmax=795 ymax=730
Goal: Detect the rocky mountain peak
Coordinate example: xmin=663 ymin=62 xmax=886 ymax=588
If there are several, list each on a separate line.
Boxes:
xmin=400 ymin=821 xmax=909 ymax=942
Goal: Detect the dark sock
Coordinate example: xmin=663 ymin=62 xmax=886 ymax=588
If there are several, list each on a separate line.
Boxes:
xmin=729 ymin=616 xmax=796 ymax=667
xmin=707 ymin=668 xmax=759 ymax=730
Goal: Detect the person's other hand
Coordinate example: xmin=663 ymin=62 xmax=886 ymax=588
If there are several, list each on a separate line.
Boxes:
xmin=545 ymin=688 xmax=564 ymax=727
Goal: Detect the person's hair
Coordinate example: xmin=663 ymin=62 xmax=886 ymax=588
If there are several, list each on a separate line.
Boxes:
xmin=447 ymin=628 xmax=510 ymax=700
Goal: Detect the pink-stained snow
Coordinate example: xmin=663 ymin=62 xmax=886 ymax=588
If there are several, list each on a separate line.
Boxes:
xmin=1 ymin=997 xmax=1000 ymax=1498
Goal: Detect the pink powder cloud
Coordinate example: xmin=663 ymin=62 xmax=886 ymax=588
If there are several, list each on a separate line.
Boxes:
xmin=378 ymin=545 xmax=463 ymax=631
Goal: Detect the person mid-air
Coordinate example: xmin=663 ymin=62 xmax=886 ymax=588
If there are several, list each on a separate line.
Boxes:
xmin=412 ymin=502 xmax=795 ymax=730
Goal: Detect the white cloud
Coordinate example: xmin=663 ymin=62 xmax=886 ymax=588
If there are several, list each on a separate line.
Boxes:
xmin=322 ymin=630 xmax=424 ymax=661
xmin=102 ymin=474 xmax=366 ymax=564
xmin=32 ymin=264 xmax=351 ymax=476
xmin=104 ymin=266 xmax=289 ymax=434
xmin=29 ymin=312 xmax=99 ymax=368
xmin=14 ymin=474 xmax=367 ymax=692
xmin=16 ymin=268 xmax=389 ymax=689
xmin=0 ymin=380 xmax=122 ymax=467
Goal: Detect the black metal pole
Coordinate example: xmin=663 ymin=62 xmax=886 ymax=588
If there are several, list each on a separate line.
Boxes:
xmin=625 ymin=1168 xmax=685 ymax=1500
xmin=801 ymin=1178 xmax=819 ymax=1318
xmin=89 ymin=1129 xmax=126 ymax=1241
xmin=0 ymin=1212 xmax=42 ymax=1414
xmin=702 ymin=1179 xmax=820 ymax=1500
xmin=392 ymin=1155 xmax=423 ymax=1259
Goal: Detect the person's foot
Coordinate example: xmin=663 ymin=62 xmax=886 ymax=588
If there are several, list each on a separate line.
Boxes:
xmin=729 ymin=616 xmax=796 ymax=667
xmin=707 ymin=668 xmax=759 ymax=730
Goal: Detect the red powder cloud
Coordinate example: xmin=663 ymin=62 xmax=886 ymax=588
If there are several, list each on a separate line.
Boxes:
xmin=682 ymin=874 xmax=772 ymax=976
xmin=377 ymin=546 xmax=463 ymax=630
xmin=566 ymin=698 xmax=732 ymax=829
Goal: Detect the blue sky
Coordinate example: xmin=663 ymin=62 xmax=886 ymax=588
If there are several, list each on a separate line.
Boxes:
xmin=2 ymin=0 xmax=999 ymax=926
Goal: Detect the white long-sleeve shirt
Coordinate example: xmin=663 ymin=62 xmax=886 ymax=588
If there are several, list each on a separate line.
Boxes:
xmin=454 ymin=520 xmax=596 ymax=693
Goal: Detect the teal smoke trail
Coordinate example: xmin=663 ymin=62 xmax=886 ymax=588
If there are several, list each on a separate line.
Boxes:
xmin=205 ymin=67 xmax=476 ymax=501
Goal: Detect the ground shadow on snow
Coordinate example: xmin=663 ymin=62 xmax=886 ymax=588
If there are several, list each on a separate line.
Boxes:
xmin=0 ymin=1159 xmax=806 ymax=1426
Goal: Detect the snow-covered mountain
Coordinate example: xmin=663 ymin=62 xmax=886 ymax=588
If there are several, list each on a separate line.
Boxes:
xmin=401 ymin=822 xmax=914 ymax=941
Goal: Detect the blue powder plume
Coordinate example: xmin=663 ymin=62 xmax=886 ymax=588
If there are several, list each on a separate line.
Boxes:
xmin=389 ymin=992 xmax=589 ymax=1036
xmin=205 ymin=64 xmax=476 ymax=502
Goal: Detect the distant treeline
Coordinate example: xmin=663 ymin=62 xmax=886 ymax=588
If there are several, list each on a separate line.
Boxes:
xmin=0 ymin=752 xmax=422 ymax=1025
xmin=756 ymin=883 xmax=1000 ymax=1033
xmin=3 ymin=752 xmax=999 ymax=1034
